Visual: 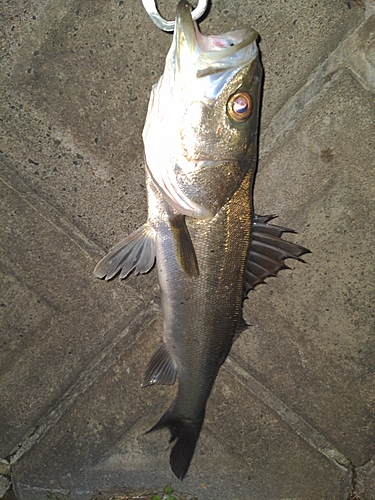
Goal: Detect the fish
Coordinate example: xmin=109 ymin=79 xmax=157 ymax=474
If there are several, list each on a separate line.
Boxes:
xmin=94 ymin=0 xmax=310 ymax=480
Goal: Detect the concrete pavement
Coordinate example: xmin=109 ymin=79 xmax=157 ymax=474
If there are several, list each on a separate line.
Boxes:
xmin=1 ymin=0 xmax=375 ymax=498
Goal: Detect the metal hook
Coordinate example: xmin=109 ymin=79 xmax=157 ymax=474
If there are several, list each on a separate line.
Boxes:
xmin=141 ymin=0 xmax=209 ymax=32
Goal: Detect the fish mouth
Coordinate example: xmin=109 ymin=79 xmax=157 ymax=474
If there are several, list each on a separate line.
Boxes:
xmin=175 ymin=0 xmax=258 ymax=82
xmin=142 ymin=1 xmax=260 ymax=219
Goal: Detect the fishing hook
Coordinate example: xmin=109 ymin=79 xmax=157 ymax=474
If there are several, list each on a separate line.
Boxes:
xmin=141 ymin=0 xmax=209 ymax=31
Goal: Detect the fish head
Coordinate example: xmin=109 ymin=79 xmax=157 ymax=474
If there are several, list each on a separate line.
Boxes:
xmin=142 ymin=0 xmax=262 ymax=218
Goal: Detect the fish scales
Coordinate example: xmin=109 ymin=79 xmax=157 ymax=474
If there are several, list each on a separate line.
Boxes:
xmin=161 ymin=169 xmax=253 ymax=410
xmin=143 ymin=168 xmax=253 ymax=479
xmin=94 ymin=0 xmax=310 ymax=481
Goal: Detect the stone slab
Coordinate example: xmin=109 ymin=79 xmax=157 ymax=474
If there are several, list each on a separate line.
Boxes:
xmin=0 ymin=164 xmax=156 ymax=458
xmin=0 ymin=0 xmax=365 ymax=251
xmin=0 ymin=0 xmax=374 ymax=498
xmin=211 ymin=0 xmax=365 ymax=128
xmin=356 ymin=456 xmax=375 ymax=500
xmin=4 ymin=0 xmax=365 ymax=134
xmin=13 ymin=324 xmax=349 ymax=500
xmin=239 ymin=67 xmax=375 ymax=466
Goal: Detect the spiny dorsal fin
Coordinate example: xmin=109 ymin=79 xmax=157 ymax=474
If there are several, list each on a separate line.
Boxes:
xmin=243 ymin=214 xmax=310 ymax=296
xmin=94 ymin=223 xmax=156 ymax=280
xmin=142 ymin=343 xmax=177 ymax=387
xmin=169 ymin=214 xmax=199 ymax=278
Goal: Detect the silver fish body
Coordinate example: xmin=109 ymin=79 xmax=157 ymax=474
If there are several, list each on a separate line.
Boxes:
xmin=141 ymin=165 xmax=253 ymax=479
xmin=95 ymin=0 xmax=309 ymax=480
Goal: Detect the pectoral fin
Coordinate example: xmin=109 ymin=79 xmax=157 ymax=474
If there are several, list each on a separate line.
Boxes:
xmin=169 ymin=214 xmax=199 ymax=278
xmin=142 ymin=343 xmax=177 ymax=387
xmin=244 ymin=214 xmax=310 ymax=296
xmin=94 ymin=223 xmax=156 ymax=280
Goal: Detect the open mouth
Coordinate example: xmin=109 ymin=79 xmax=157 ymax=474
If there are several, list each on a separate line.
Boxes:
xmin=175 ymin=0 xmax=258 ymax=77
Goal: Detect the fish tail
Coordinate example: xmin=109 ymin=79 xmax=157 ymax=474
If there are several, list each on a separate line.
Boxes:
xmin=147 ymin=405 xmax=204 ymax=480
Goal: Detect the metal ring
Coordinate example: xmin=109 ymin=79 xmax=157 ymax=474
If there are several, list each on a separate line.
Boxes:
xmin=141 ymin=0 xmax=209 ymax=32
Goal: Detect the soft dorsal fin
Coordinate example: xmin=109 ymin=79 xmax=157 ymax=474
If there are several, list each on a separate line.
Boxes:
xmin=142 ymin=343 xmax=177 ymax=388
xmin=94 ymin=223 xmax=156 ymax=280
xmin=244 ymin=214 xmax=310 ymax=297
xmin=169 ymin=214 xmax=199 ymax=278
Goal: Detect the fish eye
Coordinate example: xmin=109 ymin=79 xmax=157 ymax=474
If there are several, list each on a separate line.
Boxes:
xmin=227 ymin=92 xmax=253 ymax=122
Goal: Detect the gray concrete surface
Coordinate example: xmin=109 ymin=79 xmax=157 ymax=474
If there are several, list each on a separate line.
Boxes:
xmin=1 ymin=0 xmax=374 ymax=499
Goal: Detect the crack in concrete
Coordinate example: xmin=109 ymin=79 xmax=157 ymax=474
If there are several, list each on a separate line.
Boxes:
xmin=347 ymin=462 xmax=358 ymax=500
xmin=347 ymin=455 xmax=375 ymax=500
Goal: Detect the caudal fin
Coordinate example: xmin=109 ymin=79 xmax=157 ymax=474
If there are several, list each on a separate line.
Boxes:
xmin=147 ymin=406 xmax=204 ymax=480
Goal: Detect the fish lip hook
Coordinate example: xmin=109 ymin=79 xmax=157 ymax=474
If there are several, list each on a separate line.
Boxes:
xmin=141 ymin=0 xmax=209 ymax=31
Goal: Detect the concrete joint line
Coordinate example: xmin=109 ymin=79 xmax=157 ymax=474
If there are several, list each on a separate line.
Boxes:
xmin=224 ymin=356 xmax=351 ymax=471
xmin=1 ymin=164 xmax=149 ymax=300
xmin=0 ymin=169 xmax=101 ymax=261
xmin=0 ymin=257 xmax=59 ymax=312
xmin=7 ymin=306 xmax=157 ymax=466
xmin=1 ymin=166 xmax=155 ymax=315
xmin=260 ymin=13 xmax=375 ymax=157
xmin=364 ymin=2 xmax=375 ymax=18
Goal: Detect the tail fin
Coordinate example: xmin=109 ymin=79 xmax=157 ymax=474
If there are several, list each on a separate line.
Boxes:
xmin=147 ymin=406 xmax=204 ymax=480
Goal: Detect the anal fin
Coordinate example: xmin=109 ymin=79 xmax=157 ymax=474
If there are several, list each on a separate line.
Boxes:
xmin=142 ymin=343 xmax=177 ymax=387
xmin=94 ymin=223 xmax=156 ymax=280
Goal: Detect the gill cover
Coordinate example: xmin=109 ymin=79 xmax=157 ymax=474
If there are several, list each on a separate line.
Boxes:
xmin=142 ymin=0 xmax=262 ymax=218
